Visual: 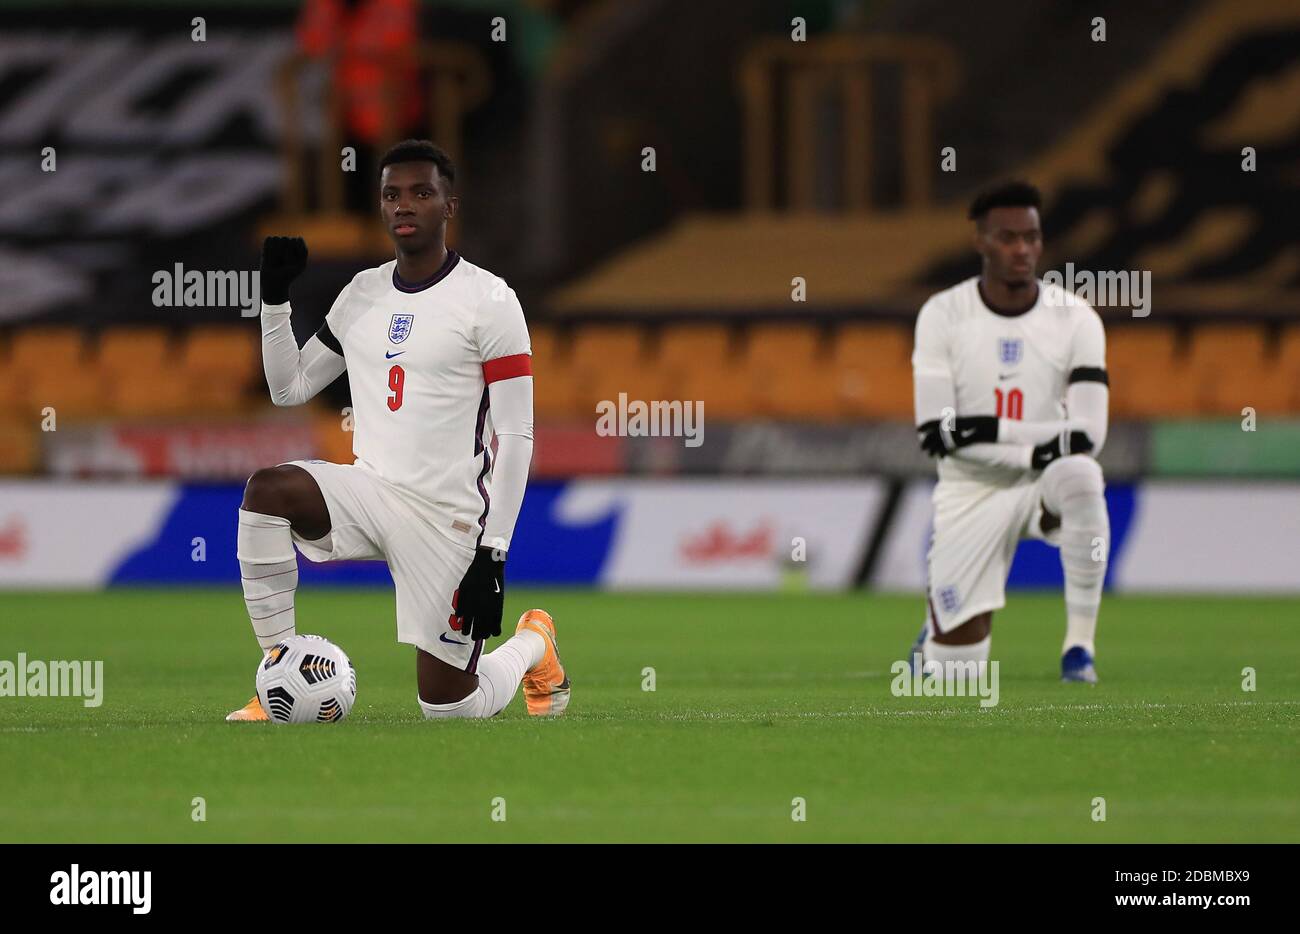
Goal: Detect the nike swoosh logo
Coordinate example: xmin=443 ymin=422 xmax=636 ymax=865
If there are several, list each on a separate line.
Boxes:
xmin=385 ymin=350 xmax=405 ymax=359
xmin=960 ymin=428 xmax=976 ymax=438
xmin=493 ymin=580 xmax=501 ymax=593
xmin=439 ymin=634 xmax=467 ymax=645
xmin=998 ymin=372 xmax=1016 ymax=380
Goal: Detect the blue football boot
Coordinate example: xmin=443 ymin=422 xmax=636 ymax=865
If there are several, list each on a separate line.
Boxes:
xmin=1061 ymin=645 xmax=1098 ymax=683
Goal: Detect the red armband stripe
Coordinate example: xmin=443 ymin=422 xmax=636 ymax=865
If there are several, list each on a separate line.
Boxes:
xmin=483 ymin=353 xmax=532 ymax=384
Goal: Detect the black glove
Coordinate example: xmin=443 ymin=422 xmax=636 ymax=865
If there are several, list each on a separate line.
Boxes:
xmin=1032 ymin=430 xmax=1094 ymax=469
xmin=452 ymin=546 xmax=506 ymax=641
xmin=917 ymin=416 xmax=998 ymax=458
xmin=259 ymin=236 xmax=308 ymax=305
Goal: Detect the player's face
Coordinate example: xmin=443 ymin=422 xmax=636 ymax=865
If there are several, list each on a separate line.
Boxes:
xmin=380 ymin=162 xmax=457 ymax=252
xmin=975 ymin=206 xmax=1042 ymax=286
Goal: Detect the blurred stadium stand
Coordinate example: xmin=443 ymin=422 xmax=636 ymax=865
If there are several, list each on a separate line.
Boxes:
xmin=1 ymin=0 xmax=1298 ymax=479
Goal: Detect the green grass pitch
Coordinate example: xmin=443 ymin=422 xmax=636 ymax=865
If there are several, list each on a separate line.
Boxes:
xmin=1 ymin=588 xmax=1297 ymax=842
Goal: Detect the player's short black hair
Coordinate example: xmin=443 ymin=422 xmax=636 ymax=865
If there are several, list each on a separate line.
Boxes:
xmin=378 ymin=139 xmax=456 ymax=189
xmin=968 ymin=179 xmax=1041 ymax=222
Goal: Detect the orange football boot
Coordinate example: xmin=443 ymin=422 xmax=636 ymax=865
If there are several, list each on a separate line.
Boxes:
xmin=225 ymin=695 xmax=269 ymax=722
xmin=516 ymin=609 xmax=571 ymax=716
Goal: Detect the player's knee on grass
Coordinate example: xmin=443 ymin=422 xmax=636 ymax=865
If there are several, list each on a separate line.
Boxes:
xmin=416 ymin=649 xmax=479 ymax=708
xmin=242 ymin=465 xmax=331 ymax=539
xmin=926 ymin=612 xmax=992 ymax=669
xmin=933 ymin=611 xmax=991 ymax=645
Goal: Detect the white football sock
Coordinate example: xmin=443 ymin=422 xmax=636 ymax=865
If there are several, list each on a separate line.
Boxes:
xmin=236 ymin=508 xmax=299 ymax=652
xmin=1064 ymin=613 xmax=1096 ymax=657
xmin=923 ymin=635 xmax=991 ymax=678
xmin=418 ymin=630 xmax=546 ymax=720
xmin=1041 ymin=456 xmax=1109 ymax=658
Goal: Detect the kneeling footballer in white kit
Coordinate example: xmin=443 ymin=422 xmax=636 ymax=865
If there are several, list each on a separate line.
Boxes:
xmin=909 ymin=180 xmax=1110 ymax=683
xmin=228 ymin=139 xmax=569 ymax=721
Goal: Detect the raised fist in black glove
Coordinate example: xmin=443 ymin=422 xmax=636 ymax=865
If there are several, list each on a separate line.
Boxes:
xmin=259 ymin=236 xmax=308 ymax=305
xmin=1032 ymin=430 xmax=1094 ymax=470
xmin=452 ymin=546 xmax=506 ymax=641
xmin=917 ymin=415 xmax=999 ymax=458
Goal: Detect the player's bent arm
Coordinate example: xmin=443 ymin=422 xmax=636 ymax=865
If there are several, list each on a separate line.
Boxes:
xmin=995 ymin=369 xmax=1109 ymax=454
xmin=260 ymin=301 xmax=346 ymax=406
xmin=913 ymin=302 xmax=1014 ymax=457
xmin=480 ymin=370 xmax=534 ymax=554
xmin=952 ymin=442 xmax=1034 ymax=471
xmin=915 ymin=371 xmax=1013 ymax=460
xmin=913 ymin=371 xmax=960 ymax=456
xmin=1060 ymin=306 xmax=1109 ymax=454
xmin=913 ymin=371 xmax=954 ymax=425
xmin=1065 ymin=376 xmax=1108 ymax=455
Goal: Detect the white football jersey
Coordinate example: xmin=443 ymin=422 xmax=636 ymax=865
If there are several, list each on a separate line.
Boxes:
xmin=318 ymin=250 xmax=531 ymax=543
xmin=912 ymin=276 xmax=1106 ymax=485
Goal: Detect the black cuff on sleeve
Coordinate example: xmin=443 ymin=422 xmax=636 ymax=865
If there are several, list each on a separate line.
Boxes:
xmin=315 ymin=320 xmax=343 ymax=356
xmin=1068 ymin=366 xmax=1109 ymax=386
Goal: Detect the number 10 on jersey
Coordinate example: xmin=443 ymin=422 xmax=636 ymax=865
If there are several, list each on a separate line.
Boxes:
xmin=994 ymin=386 xmax=1023 ymax=420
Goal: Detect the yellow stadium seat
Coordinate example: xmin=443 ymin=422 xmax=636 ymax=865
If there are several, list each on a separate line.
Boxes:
xmin=656 ymin=326 xmax=737 ymax=406
xmin=837 ymin=358 xmax=915 ymax=420
xmin=23 ymin=366 xmax=106 ymax=421
xmin=533 ymin=364 xmax=585 ymax=420
xmin=178 ymin=327 xmax=260 ymax=413
xmin=825 ymin=324 xmax=916 ymax=420
xmin=744 ymin=323 xmax=822 ymax=369
xmin=0 ymin=368 xmax=24 ymax=409
xmin=1106 ymin=325 xmax=1186 ymax=417
xmin=1278 ymin=325 xmax=1300 ymax=369
xmin=528 ymin=325 xmax=568 ymax=409
xmin=832 ymin=323 xmax=911 ymax=367
xmin=677 ymin=362 xmax=757 ymax=420
xmin=657 ymin=324 xmax=734 ymax=368
xmin=1106 ymin=325 xmax=1178 ymax=369
xmin=0 ymin=417 xmax=38 ymax=473
xmin=564 ymin=327 xmax=658 ymax=421
xmin=584 ymin=360 xmax=673 ymax=414
xmin=1206 ymin=365 xmax=1296 ymax=415
xmin=1186 ymin=324 xmax=1269 ymax=414
xmin=97 ymin=328 xmax=172 ymax=375
xmin=1186 ymin=323 xmax=1267 ymax=371
xmin=755 ymin=364 xmax=841 ymax=420
xmin=1190 ymin=323 xmax=1298 ymax=415
xmin=528 ymin=325 xmax=561 ymax=368
xmin=569 ymin=325 xmax=646 ymax=371
xmin=1109 ymin=363 xmax=1200 ymax=418
xmin=8 ymin=327 xmax=87 ymax=372
xmin=185 ymin=376 xmax=255 ymax=416
xmin=527 ymin=329 xmax=564 ymax=372
xmin=180 ymin=327 xmax=259 ymax=383
xmin=1277 ymin=325 xmax=1300 ymax=413
xmin=106 ymin=369 xmax=195 ymax=419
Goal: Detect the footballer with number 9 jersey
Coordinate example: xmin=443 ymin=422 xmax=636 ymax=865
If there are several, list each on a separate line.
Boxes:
xmin=227 ymin=140 xmax=569 ymax=722
xmin=909 ymin=180 xmax=1110 ymax=683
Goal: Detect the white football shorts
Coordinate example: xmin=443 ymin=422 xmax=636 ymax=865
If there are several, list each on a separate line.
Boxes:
xmin=278 ymin=459 xmax=484 ymax=671
xmin=925 ymin=474 xmax=1062 ymax=634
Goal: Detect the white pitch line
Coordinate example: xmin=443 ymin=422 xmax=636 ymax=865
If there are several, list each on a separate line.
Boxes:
xmin=614 ymin=699 xmax=1300 ymax=723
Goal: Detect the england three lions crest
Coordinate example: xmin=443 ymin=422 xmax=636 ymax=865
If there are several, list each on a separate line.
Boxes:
xmin=998 ymin=338 xmax=1023 ymax=365
xmin=389 ymin=314 xmax=414 ymax=344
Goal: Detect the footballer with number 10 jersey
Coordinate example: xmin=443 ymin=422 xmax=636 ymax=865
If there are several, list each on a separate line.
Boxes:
xmin=910 ymin=180 xmax=1111 ymax=685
